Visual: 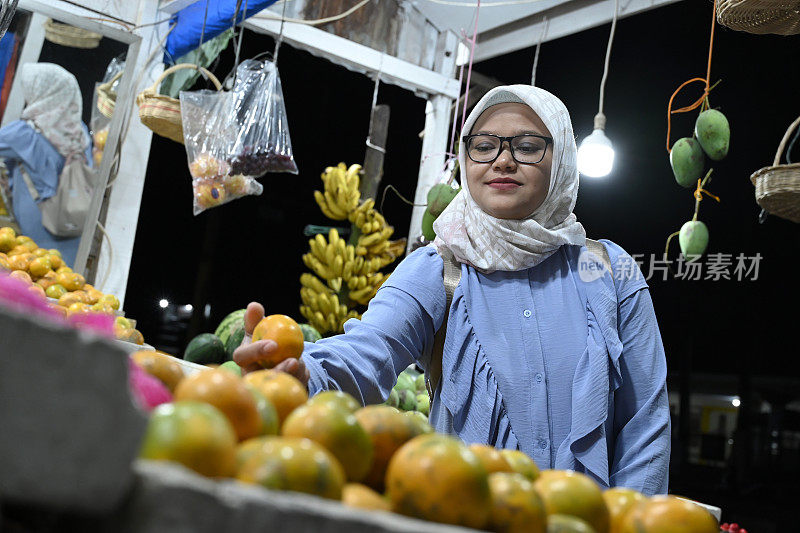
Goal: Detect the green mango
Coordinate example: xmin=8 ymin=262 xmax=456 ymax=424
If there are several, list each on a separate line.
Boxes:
xmin=415 ymin=393 xmax=430 ymax=416
xmin=219 ymin=360 xmax=242 ymax=377
xmin=398 ymin=389 xmax=417 ymax=412
xmin=395 ymin=373 xmax=415 ymax=392
xmin=421 ymin=209 xmax=437 ymax=241
xmin=415 ymin=373 xmax=427 ymax=394
xmin=679 ymin=220 xmax=709 ymax=260
xmin=670 ymin=137 xmax=705 ymax=188
xmin=426 ymin=183 xmax=461 ymax=217
xmin=694 ymin=109 xmax=729 ymax=161
xmin=384 ymin=388 xmax=400 ymax=408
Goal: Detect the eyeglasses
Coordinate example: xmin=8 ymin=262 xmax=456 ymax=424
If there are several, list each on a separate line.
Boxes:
xmin=462 ymin=134 xmax=553 ymax=164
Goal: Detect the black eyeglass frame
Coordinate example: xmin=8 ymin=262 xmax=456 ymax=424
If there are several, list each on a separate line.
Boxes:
xmin=462 ymin=133 xmax=553 ymax=164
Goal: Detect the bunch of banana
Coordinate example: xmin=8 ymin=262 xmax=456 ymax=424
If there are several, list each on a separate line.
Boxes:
xmin=299 ymin=273 xmax=359 ymax=334
xmin=348 ymin=272 xmax=391 ymax=306
xmin=313 ymin=163 xmax=362 ymax=220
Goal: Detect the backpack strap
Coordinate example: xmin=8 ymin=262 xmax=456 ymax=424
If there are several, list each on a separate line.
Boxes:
xmin=586 ymin=238 xmax=615 ymax=290
xmin=426 ymin=250 xmax=462 ymax=403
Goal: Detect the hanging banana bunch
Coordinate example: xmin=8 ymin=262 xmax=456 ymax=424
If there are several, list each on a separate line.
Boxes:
xmin=301 ymin=162 xmax=407 ymax=335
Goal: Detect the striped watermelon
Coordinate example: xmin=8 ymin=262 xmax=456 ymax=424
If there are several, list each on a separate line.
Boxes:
xmin=214 ymin=309 xmax=246 ymax=346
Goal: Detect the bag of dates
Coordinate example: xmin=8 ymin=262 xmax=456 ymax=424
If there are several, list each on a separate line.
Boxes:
xmin=180 ymin=89 xmax=263 ymax=215
xmin=226 ymin=59 xmax=298 ymax=177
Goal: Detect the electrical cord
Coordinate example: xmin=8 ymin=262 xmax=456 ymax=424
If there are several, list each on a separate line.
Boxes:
xmin=598 ymin=0 xmax=619 ymax=116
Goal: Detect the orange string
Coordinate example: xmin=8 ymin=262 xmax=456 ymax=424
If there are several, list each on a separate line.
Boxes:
xmin=694 ymin=178 xmax=720 ymax=203
xmin=666 ymin=0 xmax=717 ymax=153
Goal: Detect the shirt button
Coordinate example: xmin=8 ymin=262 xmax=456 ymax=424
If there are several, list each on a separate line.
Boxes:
xmin=523 ymin=309 xmax=532 ymax=318
xmin=539 ymin=439 xmax=549 ymax=450
xmin=535 ymin=373 xmax=543 ymax=383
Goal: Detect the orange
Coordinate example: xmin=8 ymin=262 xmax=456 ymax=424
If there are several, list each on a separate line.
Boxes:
xmin=115 ymin=316 xmax=132 ymax=329
xmin=131 ymin=350 xmax=185 ymax=392
xmin=0 ymin=230 xmax=15 ymax=253
xmin=618 ymin=495 xmax=718 ymax=533
xmin=251 ymin=314 xmax=304 ymax=368
xmin=236 ymin=436 xmax=345 ymax=500
xmin=235 ymin=436 xmax=276 ymax=472
xmin=248 ymin=387 xmax=279 ymax=436
xmin=8 ymin=252 xmax=32 ymax=271
xmin=58 ymin=292 xmax=83 ymax=308
xmin=307 ymin=390 xmax=361 ymax=413
xmin=56 ymin=266 xmax=72 ymax=274
xmin=32 ymin=248 xmax=49 ymax=258
xmin=85 ymin=287 xmax=104 ymax=305
xmin=603 ymin=487 xmax=646 ymax=533
xmin=47 ymin=253 xmax=63 ymax=271
xmin=174 ymin=369 xmax=262 ymax=441
xmin=282 ymin=402 xmax=374 ymax=482
xmin=404 ymin=410 xmax=434 ymax=435
xmin=139 ymin=401 xmax=237 ymax=478
xmin=548 ymin=514 xmax=599 ymax=532
xmin=9 ymin=270 xmax=32 ymax=284
xmin=28 ymin=284 xmax=46 ymax=299
xmin=534 ymin=470 xmax=610 ymax=533
xmin=55 ymin=271 xmax=85 ymax=292
xmin=243 ymin=369 xmax=308 ymax=424
xmin=67 ymin=302 xmax=89 ymax=315
xmin=0 ymin=253 xmax=10 ymax=271
xmin=90 ymin=303 xmax=115 ymax=315
xmin=342 ymin=483 xmax=392 ymax=512
xmin=14 ymin=237 xmax=36 ymax=252
xmin=45 ymin=283 xmax=68 ymax=299
xmin=98 ymin=294 xmax=120 ymax=310
xmin=469 ymin=444 xmax=514 ymax=474
xmin=354 ymin=405 xmax=427 ymax=492
xmin=28 ymin=256 xmax=52 ymax=279
xmin=487 ymin=472 xmax=546 ymax=533
xmin=386 ymin=433 xmax=491 ymax=529
xmin=501 ymin=449 xmax=541 ymax=481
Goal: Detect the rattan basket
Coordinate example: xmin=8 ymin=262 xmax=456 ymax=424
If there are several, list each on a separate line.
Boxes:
xmin=750 ymin=116 xmax=800 ymax=223
xmin=136 ymin=64 xmax=222 ymax=144
xmin=43 ymin=18 xmax=102 ymax=49
xmin=717 ymin=0 xmax=800 ymax=35
xmin=96 ymin=71 xmax=122 ymax=119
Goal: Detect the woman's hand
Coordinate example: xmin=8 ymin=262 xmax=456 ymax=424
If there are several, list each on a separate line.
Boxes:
xmin=233 ymin=302 xmax=310 ymax=387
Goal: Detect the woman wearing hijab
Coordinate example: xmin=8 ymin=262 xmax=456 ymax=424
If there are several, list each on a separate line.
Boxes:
xmin=0 ymin=62 xmax=92 ymax=267
xmin=235 ymin=85 xmax=671 ymax=495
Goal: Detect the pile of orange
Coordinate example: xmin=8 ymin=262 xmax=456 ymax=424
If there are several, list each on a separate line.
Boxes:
xmin=0 ymin=226 xmax=143 ymax=344
xmin=132 ymin=312 xmax=718 ymax=532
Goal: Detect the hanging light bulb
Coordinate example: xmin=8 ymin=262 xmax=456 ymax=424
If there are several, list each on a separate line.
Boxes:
xmin=578 ymin=113 xmax=615 ymax=177
xmin=578 ymin=0 xmax=619 ymax=178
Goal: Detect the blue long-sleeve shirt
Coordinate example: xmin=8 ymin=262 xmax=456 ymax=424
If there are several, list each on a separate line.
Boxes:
xmin=0 ymin=120 xmax=90 ymax=266
xmin=302 ymin=240 xmax=671 ymax=495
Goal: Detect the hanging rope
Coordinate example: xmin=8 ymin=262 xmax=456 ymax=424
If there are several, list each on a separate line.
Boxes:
xmin=666 ymin=0 xmax=718 ymax=153
xmin=459 ymin=1 xmax=481 ymax=136
xmin=230 ymin=0 xmax=249 ymax=86
xmin=365 ymin=54 xmax=386 ymax=154
xmin=531 ymin=16 xmax=548 ymax=86
xmin=273 ymin=0 xmax=288 ymax=64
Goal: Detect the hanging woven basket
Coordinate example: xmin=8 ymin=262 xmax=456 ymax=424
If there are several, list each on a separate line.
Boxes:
xmin=96 ymin=71 xmax=122 ymax=119
xmin=43 ymin=18 xmax=102 ymax=49
xmin=717 ymin=0 xmax=800 ymax=35
xmin=136 ymin=64 xmax=222 ymax=144
xmin=750 ymin=116 xmax=800 ymax=223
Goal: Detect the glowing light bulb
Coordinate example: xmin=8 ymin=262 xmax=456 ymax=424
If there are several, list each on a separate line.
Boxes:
xmin=732 ymin=398 xmax=741 ymax=407
xmin=578 ymin=128 xmax=615 ymax=178
xmin=158 ymin=299 xmax=169 ymax=309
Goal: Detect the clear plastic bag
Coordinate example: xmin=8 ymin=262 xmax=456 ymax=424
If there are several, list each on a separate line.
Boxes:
xmin=179 ymin=90 xmax=263 ymax=215
xmin=226 ymin=59 xmax=298 ymax=177
xmin=90 ymin=82 xmax=110 ymax=168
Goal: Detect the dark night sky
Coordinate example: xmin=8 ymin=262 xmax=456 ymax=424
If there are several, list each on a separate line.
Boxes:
xmin=112 ymin=1 xmax=798 ymax=383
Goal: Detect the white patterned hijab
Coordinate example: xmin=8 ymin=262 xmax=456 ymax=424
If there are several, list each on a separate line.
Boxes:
xmin=20 ymin=63 xmax=88 ymax=157
xmin=432 ymin=84 xmax=586 ymax=273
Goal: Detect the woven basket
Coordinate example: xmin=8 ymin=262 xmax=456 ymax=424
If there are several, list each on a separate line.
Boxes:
xmin=136 ymin=64 xmax=222 ymax=144
xmin=43 ymin=18 xmax=102 ymax=49
xmin=750 ymin=116 xmax=800 ymax=223
xmin=717 ymin=0 xmax=800 ymax=35
xmin=96 ymin=71 xmax=122 ymax=119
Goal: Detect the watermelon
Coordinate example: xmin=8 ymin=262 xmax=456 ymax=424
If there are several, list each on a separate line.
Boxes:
xmin=299 ymin=323 xmax=321 ymax=342
xmin=214 ymin=309 xmax=246 ymax=346
xmin=225 ymin=326 xmax=245 ymax=359
xmin=184 ymin=333 xmax=226 ymax=365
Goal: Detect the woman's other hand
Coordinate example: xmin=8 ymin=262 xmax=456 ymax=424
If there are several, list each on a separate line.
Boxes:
xmin=232 ymin=302 xmax=310 ymax=387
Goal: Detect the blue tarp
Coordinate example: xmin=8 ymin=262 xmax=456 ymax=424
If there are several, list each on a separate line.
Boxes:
xmin=165 ymin=0 xmax=278 ymax=62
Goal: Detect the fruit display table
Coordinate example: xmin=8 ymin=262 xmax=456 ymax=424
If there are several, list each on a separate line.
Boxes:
xmin=0 ymin=305 xmax=476 ymax=532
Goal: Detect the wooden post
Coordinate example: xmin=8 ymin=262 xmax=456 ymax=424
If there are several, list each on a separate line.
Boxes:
xmin=359 ymin=104 xmax=390 ymax=201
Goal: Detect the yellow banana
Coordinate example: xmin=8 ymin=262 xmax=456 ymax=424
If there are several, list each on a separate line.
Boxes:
xmin=347 ymin=276 xmax=358 ymax=290
xmin=317 ymin=292 xmax=332 ymax=315
xmin=327 ymin=277 xmax=342 ymax=292
xmin=359 ymin=232 xmax=385 ymax=248
xmin=314 ymin=311 xmax=326 ymax=328
xmin=367 ymin=240 xmax=389 ymax=256
xmin=336 ymin=238 xmax=346 ymax=258
xmin=343 ymin=259 xmax=354 ymax=280
xmin=325 ymin=242 xmax=335 ymax=267
xmin=301 ymin=273 xmax=330 ymax=294
xmin=355 ymin=245 xmax=368 ymax=256
xmin=329 ymin=228 xmax=339 ymax=248
xmin=346 ymin=245 xmax=355 ymax=262
xmin=323 ymin=191 xmax=348 ymax=219
xmin=333 ymin=255 xmax=344 ymax=278
xmin=345 ymin=164 xmax=361 ymax=188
